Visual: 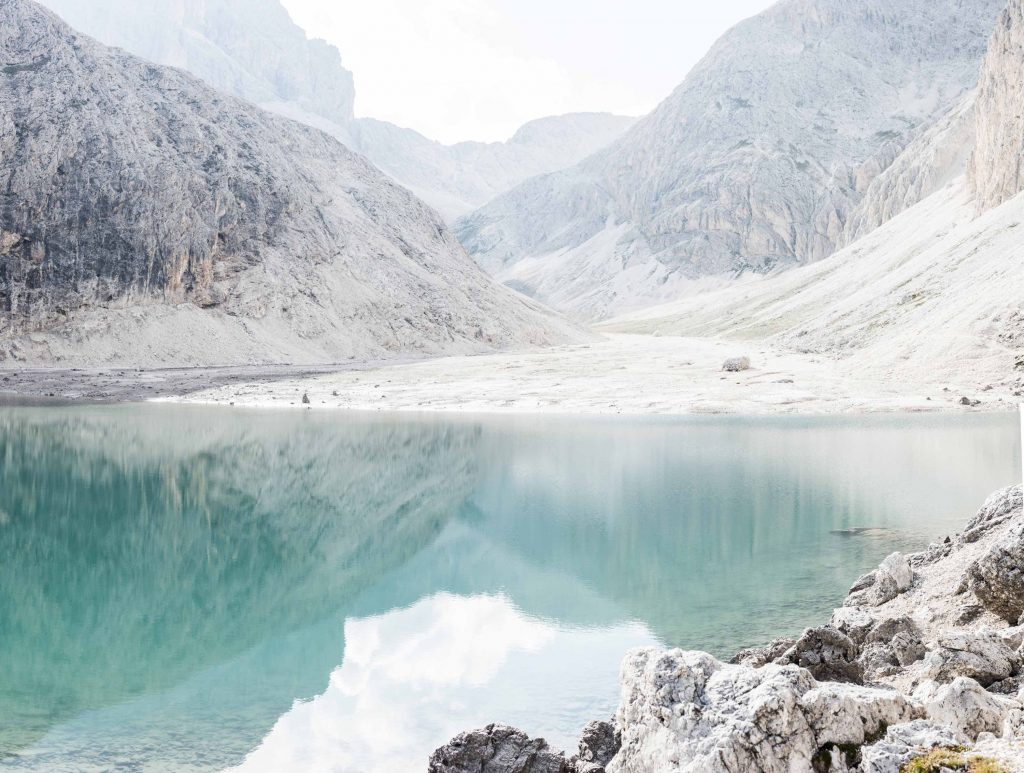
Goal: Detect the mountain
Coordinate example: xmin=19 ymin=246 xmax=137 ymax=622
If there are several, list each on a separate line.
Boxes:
xmin=339 ymin=112 xmax=638 ymax=221
xmin=38 ymin=0 xmax=356 ymax=124
xmin=0 ymin=0 xmax=580 ymax=366
xmin=34 ymin=0 xmax=636 ymax=221
xmin=457 ymin=0 xmax=1004 ymax=320
xmin=604 ymin=0 xmax=1024 ymax=394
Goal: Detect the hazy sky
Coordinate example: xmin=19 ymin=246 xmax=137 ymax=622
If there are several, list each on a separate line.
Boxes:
xmin=281 ymin=0 xmax=775 ymax=145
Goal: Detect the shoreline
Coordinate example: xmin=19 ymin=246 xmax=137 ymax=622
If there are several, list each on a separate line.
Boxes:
xmin=431 ymin=485 xmax=1024 ymax=773
xmin=2 ymin=335 xmax=1010 ymax=417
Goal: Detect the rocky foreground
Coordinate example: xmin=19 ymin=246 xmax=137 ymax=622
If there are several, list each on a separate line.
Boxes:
xmin=430 ymin=485 xmax=1024 ymax=772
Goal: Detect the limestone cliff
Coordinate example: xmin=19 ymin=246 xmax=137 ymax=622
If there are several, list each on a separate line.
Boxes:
xmin=971 ymin=0 xmax=1024 ymax=210
xmin=0 ymin=0 xmax=579 ymax=366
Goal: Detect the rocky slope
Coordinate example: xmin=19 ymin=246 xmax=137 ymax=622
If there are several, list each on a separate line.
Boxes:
xmin=431 ymin=486 xmax=1024 ymax=772
xmin=35 ymin=0 xmax=636 ymax=220
xmin=841 ymin=94 xmax=977 ymax=245
xmin=0 ymin=0 xmax=580 ymax=366
xmin=456 ymin=0 xmax=1003 ymax=319
xmin=603 ymin=0 xmax=1024 ymax=397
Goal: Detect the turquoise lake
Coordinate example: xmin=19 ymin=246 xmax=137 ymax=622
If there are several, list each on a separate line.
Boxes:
xmin=0 ymin=405 xmax=1020 ymax=772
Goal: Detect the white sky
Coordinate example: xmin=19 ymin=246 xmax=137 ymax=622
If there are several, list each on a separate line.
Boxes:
xmin=281 ymin=0 xmax=775 ymax=145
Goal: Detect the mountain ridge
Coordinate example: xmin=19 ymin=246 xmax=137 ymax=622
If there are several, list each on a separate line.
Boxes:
xmin=0 ymin=0 xmax=581 ymax=366
xmin=457 ymin=0 xmax=1004 ymax=320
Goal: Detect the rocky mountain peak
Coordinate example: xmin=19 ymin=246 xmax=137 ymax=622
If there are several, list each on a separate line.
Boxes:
xmin=0 ymin=0 xmax=578 ymax=365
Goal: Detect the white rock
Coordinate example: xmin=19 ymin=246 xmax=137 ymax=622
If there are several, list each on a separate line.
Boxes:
xmin=923 ymin=631 xmax=1020 ymax=687
xmin=914 ymin=677 xmax=1021 ymax=740
xmin=609 ymin=648 xmax=920 ymax=773
xmin=880 ymin=553 xmax=915 ymax=592
xmin=859 ymin=720 xmax=967 ymax=773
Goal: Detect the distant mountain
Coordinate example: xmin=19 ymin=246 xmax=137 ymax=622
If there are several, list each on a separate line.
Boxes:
xmin=38 ymin=0 xmax=356 ymax=124
xmin=35 ymin=0 xmax=636 ymax=220
xmin=340 ymin=112 xmax=638 ymax=221
xmin=456 ymin=0 xmax=1004 ymax=319
xmin=0 ymin=0 xmax=580 ymax=366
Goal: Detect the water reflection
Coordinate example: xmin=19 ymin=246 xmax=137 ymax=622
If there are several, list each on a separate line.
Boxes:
xmin=0 ymin=407 xmax=479 ymax=768
xmin=0 ymin=406 xmax=1018 ymax=771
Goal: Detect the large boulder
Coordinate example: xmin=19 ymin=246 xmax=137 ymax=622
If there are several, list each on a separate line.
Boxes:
xmin=859 ymin=617 xmax=927 ymax=678
xmin=914 ymin=677 xmax=1022 ymax=740
xmin=830 ymin=607 xmax=876 ymax=646
xmin=960 ymin=485 xmax=1023 ymax=544
xmin=775 ymin=626 xmax=864 ymax=684
xmin=922 ymin=631 xmax=1020 ymax=687
xmin=576 ymin=721 xmax=620 ymax=771
xmin=967 ymin=519 xmax=1024 ymax=624
xmin=858 ymin=721 xmax=966 ymax=773
xmin=428 ymin=724 xmax=570 ymax=773
xmin=607 ymin=648 xmax=918 ymax=773
xmin=846 ymin=553 xmax=914 ymax=608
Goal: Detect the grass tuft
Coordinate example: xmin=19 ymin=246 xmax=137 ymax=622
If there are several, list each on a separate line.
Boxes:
xmin=900 ymin=747 xmax=1009 ymax=773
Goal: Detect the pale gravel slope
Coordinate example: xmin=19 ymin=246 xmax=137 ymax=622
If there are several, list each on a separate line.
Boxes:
xmin=0 ymin=0 xmax=583 ymax=368
xmin=606 ymin=178 xmax=1024 ymax=390
xmin=160 ymin=333 xmax=1020 ymax=416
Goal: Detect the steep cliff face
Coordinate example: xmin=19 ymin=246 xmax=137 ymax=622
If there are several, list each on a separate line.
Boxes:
xmin=39 ymin=0 xmax=356 ymax=124
xmin=457 ymin=0 xmax=1002 ymax=319
xmin=970 ymin=0 xmax=1024 ymax=211
xmin=0 ymin=0 xmax=578 ymax=366
xmin=35 ymin=0 xmax=636 ymax=221
xmin=843 ymin=95 xmax=977 ymax=244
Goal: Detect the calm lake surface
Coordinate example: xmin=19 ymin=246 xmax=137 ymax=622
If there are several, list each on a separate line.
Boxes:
xmin=0 ymin=405 xmax=1020 ymax=772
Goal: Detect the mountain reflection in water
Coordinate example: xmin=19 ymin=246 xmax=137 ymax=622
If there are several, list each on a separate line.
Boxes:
xmin=0 ymin=406 xmax=1019 ymax=771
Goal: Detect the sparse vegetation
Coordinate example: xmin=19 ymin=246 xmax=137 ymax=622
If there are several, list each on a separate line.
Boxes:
xmin=900 ymin=747 xmax=1009 ymax=773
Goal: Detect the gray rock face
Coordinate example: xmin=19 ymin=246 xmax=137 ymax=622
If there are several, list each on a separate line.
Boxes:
xmin=842 ymin=94 xmax=976 ymax=245
xmin=730 ymin=637 xmax=797 ymax=668
xmin=970 ymin=0 xmax=1024 ymax=210
xmin=860 ymin=617 xmax=927 ymax=678
xmin=967 ymin=502 xmax=1024 ymax=623
xmin=428 ymin=724 xmax=569 ymax=773
xmin=775 ymin=626 xmax=864 ymax=685
xmin=576 ymin=721 xmax=619 ymax=770
xmin=0 ymin=0 xmax=579 ymax=366
xmin=457 ymin=0 xmax=1002 ymax=319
